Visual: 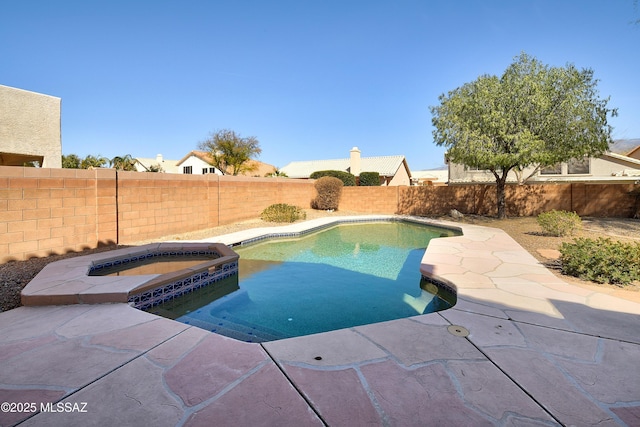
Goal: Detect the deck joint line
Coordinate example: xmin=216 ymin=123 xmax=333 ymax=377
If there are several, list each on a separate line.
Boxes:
xmin=260 ymin=343 xmax=329 ymax=426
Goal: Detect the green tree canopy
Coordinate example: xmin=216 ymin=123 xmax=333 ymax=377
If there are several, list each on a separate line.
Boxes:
xmin=198 ymin=129 xmax=262 ymax=176
xmin=309 ymin=170 xmax=357 ymax=186
xmin=359 ymin=171 xmax=381 ymax=186
xmin=62 ymin=154 xmax=82 ymax=169
xmin=80 ymin=154 xmax=109 ymax=169
xmin=430 ymin=52 xmax=616 ymax=218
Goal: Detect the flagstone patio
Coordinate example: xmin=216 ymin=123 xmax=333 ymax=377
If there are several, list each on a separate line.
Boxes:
xmin=1 ymin=216 xmax=638 ymax=426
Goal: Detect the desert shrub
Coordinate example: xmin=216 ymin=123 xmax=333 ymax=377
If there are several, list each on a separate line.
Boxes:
xmin=536 ymin=210 xmax=582 ymax=236
xmin=311 ymin=176 xmax=343 ymax=210
xmin=310 ymin=170 xmax=356 ymax=186
xmin=260 ymin=204 xmax=306 ymax=223
xmin=359 ymin=171 xmax=381 ymax=186
xmin=560 ymin=237 xmax=640 ymax=285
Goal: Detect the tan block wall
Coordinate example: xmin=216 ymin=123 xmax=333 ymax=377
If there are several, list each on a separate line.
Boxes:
xmin=396 ymin=184 xmax=635 ymax=217
xmin=1 ymin=166 xmax=637 ymax=263
xmin=217 ymin=176 xmax=315 ymax=225
xmin=116 ymin=171 xmax=217 ymax=244
xmin=339 ymin=186 xmax=399 ymax=213
xmin=0 ymin=166 xmax=114 ymax=262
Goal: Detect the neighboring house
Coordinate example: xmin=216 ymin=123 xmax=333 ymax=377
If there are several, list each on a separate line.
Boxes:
xmin=175 ymin=150 xmax=275 ymax=176
xmin=411 ymin=168 xmax=449 ymax=186
xmin=447 ymin=140 xmax=640 ymax=184
xmin=0 ymin=84 xmax=62 ymax=168
xmin=134 ymin=154 xmax=180 ymax=173
xmin=280 ymin=147 xmax=412 ymax=186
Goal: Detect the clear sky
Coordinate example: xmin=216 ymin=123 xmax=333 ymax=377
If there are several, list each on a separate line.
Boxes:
xmin=1 ymin=0 xmax=639 ymax=170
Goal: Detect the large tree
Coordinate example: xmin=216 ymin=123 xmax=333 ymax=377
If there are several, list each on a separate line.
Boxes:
xmin=198 ymin=129 xmax=262 ymax=176
xmin=431 ymin=53 xmax=616 ymax=218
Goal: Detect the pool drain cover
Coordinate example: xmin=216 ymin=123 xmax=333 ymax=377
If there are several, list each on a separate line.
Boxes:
xmin=447 ymin=325 xmax=469 ymax=337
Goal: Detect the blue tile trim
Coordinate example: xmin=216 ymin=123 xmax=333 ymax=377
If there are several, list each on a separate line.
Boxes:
xmin=128 ymin=260 xmax=238 ymax=310
xmin=421 ymin=274 xmax=457 ymax=306
xmin=233 ymin=217 xmax=461 ymax=248
xmin=421 ymin=274 xmax=456 ymax=295
xmin=89 ymin=249 xmax=221 ymax=274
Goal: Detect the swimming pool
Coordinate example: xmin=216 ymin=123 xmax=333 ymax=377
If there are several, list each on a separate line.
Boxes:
xmin=150 ymin=221 xmax=459 ymax=342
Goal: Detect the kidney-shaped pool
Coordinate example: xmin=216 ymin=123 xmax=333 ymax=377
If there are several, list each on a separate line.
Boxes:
xmin=148 ymin=220 xmax=460 ymax=342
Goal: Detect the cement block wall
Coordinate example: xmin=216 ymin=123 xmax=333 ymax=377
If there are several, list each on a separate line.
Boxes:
xmin=1 ymin=166 xmax=637 ymax=262
xmin=1 ymin=167 xmax=114 ymax=263
xmin=0 ymin=167 xmax=316 ymax=262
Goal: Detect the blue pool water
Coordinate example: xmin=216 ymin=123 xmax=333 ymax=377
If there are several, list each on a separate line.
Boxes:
xmin=151 ymin=221 xmax=458 ymax=342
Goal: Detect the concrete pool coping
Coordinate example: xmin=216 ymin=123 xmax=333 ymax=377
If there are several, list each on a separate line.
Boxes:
xmin=1 ymin=215 xmax=639 ymax=426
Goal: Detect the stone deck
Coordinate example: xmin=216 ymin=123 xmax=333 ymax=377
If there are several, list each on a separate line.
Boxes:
xmin=1 ymin=216 xmax=639 ymax=426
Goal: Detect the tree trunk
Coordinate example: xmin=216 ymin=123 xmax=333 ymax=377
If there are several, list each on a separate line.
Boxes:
xmin=496 ymin=177 xmax=507 ymax=219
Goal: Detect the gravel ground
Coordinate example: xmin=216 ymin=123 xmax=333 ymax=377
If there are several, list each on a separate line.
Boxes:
xmin=1 ymin=210 xmax=639 ymax=313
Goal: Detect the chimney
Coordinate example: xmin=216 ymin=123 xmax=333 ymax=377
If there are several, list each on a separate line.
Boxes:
xmin=156 ymin=154 xmax=163 ymax=163
xmin=350 ymin=147 xmax=361 ymax=176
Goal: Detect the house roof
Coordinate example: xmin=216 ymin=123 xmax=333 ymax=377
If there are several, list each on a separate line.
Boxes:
xmin=602 ymin=151 xmax=640 ymax=167
xmin=280 ymin=155 xmax=408 ymax=179
xmin=609 ymin=139 xmax=640 ymax=156
xmin=176 ymin=150 xmax=211 ymax=166
xmin=242 ymin=160 xmax=277 ymax=177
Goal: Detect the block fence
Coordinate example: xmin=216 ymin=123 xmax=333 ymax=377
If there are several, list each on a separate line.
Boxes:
xmin=1 ymin=165 xmax=637 ymax=262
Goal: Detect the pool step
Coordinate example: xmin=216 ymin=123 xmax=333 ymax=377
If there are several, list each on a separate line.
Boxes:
xmin=180 ymin=313 xmax=284 ymax=343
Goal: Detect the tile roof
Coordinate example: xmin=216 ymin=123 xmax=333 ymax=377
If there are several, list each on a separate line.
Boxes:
xmin=610 ymin=139 xmax=640 ymax=156
xmin=281 ymin=155 xmax=407 ymax=178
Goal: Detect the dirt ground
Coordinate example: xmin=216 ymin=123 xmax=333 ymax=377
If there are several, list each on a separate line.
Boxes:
xmin=1 ymin=210 xmax=639 ymax=312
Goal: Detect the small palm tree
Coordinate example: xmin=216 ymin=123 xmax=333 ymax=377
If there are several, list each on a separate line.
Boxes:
xmin=265 ymin=168 xmax=288 ymax=177
xmin=109 ymin=154 xmax=137 ymax=171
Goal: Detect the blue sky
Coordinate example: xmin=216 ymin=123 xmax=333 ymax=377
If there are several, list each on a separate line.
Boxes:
xmin=1 ymin=1 xmax=639 ymax=170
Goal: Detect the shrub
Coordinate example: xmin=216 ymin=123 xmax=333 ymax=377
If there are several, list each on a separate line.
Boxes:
xmin=536 ymin=210 xmax=582 ymax=236
xmin=560 ymin=237 xmax=640 ymax=285
xmin=310 ymin=170 xmax=356 ymax=186
xmin=359 ymin=171 xmax=381 ymax=186
xmin=311 ymin=176 xmax=343 ymax=210
xmin=260 ymin=204 xmax=306 ymax=223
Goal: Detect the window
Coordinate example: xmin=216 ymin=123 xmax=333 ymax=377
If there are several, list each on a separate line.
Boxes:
xmin=540 ymin=163 xmax=561 ymax=175
xmin=568 ymin=158 xmax=589 ymax=174
xmin=209 ymin=167 xmax=216 ymax=174
xmin=202 ymin=168 xmax=208 ymax=174
xmin=183 ymin=166 xmax=193 ymax=174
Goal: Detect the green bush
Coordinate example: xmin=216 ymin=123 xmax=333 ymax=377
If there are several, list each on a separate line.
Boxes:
xmin=310 ymin=170 xmax=356 ymax=186
xmin=260 ymin=204 xmax=306 ymax=223
xmin=560 ymin=237 xmax=640 ymax=285
xmin=311 ymin=176 xmax=343 ymax=210
xmin=536 ymin=210 xmax=582 ymax=236
xmin=359 ymin=171 xmax=381 ymax=186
